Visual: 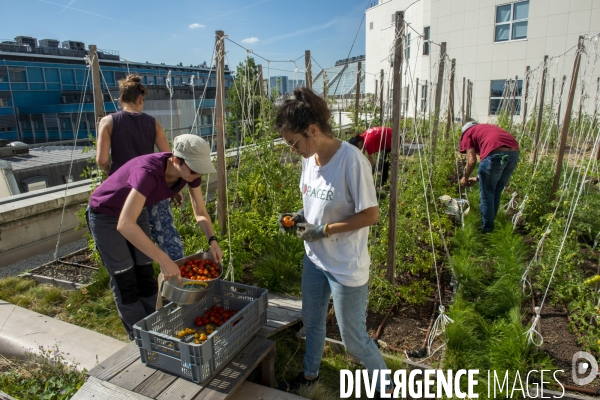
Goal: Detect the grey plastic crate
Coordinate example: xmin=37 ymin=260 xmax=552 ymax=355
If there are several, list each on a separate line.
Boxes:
xmin=133 ymin=280 xmax=268 ymax=384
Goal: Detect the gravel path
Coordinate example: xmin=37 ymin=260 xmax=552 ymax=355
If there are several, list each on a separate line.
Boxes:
xmin=0 ymin=239 xmax=89 ymax=278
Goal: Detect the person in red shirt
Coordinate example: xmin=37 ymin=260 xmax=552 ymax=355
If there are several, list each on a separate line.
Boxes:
xmin=348 ymin=127 xmax=392 ymax=185
xmin=459 ymin=122 xmax=520 ymax=233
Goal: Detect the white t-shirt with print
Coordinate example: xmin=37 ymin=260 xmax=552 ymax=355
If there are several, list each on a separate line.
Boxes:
xmin=300 ymin=141 xmax=378 ymax=287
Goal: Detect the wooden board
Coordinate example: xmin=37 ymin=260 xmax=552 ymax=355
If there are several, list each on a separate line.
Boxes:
xmin=234 ymin=382 xmax=307 ymax=400
xmin=133 ymin=370 xmax=178 ymax=398
xmin=109 ymin=360 xmax=158 ymax=391
xmin=71 ymin=376 xmax=153 ymax=400
xmin=87 ymin=342 xmax=140 ymax=381
xmin=193 ymin=337 xmax=275 ymax=400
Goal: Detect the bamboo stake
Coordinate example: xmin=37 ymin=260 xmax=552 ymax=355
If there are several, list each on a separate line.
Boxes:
xmin=380 ymin=69 xmax=385 ymax=125
xmin=88 ymin=45 xmax=105 ymax=132
xmin=445 ymin=59 xmax=455 ymax=137
xmin=577 ymin=79 xmax=585 ymax=130
xmin=414 ymin=77 xmax=419 ymax=125
xmin=305 ymin=50 xmax=312 ymax=90
xmin=557 ymin=75 xmax=567 ymax=133
xmin=215 ymin=30 xmax=227 ymax=235
xmin=533 ymin=55 xmax=548 ymax=165
xmin=387 ymin=10 xmax=404 ymax=284
xmin=355 ymin=61 xmax=361 ymax=130
xmin=510 ymin=75 xmax=518 ymax=130
xmin=257 ymin=64 xmax=264 ymax=97
xmin=431 ymin=42 xmax=446 ymax=165
xmin=461 ymin=77 xmax=466 ymax=122
xmin=522 ymin=66 xmax=530 ymax=127
xmin=553 ymin=36 xmax=584 ymax=195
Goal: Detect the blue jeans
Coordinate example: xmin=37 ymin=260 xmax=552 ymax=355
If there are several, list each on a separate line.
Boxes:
xmin=478 ymin=151 xmax=520 ymax=233
xmin=301 ymin=255 xmax=391 ymax=392
xmin=148 ymin=199 xmax=184 ymax=261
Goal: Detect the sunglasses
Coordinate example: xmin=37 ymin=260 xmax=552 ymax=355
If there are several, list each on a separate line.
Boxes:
xmin=285 ymin=130 xmax=310 ymax=151
xmin=180 ymin=159 xmax=199 ymax=175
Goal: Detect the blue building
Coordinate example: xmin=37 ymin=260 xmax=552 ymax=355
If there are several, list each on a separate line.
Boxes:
xmin=0 ymin=36 xmax=234 ymax=143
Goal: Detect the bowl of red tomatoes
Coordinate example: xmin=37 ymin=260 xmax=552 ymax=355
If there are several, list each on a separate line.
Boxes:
xmin=161 ymin=252 xmax=223 ymax=305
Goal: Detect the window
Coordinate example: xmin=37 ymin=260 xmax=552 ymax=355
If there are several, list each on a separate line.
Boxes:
xmin=20 ymin=119 xmax=31 ymax=130
xmin=0 ymin=98 xmax=8 ymax=107
xmin=495 ymin=1 xmax=529 ymax=42
xmin=489 ymin=79 xmax=523 ymax=115
xmin=423 ymin=27 xmax=430 ymax=55
xmin=32 ymin=118 xmax=44 ymax=131
xmin=406 ymin=33 xmax=411 ymax=59
xmin=421 ymin=82 xmax=428 ymax=112
xmin=9 ymin=68 xmax=26 ymax=82
xmin=369 ymin=22 xmax=373 ymax=30
xmin=60 ymin=117 xmax=71 ymax=130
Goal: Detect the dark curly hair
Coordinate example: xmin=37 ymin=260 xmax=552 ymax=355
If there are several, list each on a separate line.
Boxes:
xmin=275 ymin=88 xmax=333 ymax=137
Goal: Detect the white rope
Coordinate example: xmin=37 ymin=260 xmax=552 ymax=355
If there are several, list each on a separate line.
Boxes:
xmin=52 ymin=62 xmax=91 ymax=263
xmin=427 ymin=305 xmax=455 ymax=355
xmin=524 ymin=306 xmax=543 ymax=346
xmin=166 ymin=70 xmax=174 ymax=142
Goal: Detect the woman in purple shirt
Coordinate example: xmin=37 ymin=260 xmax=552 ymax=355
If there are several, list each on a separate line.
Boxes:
xmin=88 ymin=134 xmax=223 ymax=340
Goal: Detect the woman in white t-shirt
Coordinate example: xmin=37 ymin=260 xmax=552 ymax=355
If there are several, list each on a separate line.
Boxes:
xmin=276 ymin=88 xmax=391 ymax=398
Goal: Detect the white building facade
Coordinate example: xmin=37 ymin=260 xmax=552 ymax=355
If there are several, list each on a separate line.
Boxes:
xmin=365 ymin=0 xmax=600 ymax=123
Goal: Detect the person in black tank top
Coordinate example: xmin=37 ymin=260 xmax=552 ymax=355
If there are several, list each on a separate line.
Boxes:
xmin=95 ymin=75 xmax=186 ymax=267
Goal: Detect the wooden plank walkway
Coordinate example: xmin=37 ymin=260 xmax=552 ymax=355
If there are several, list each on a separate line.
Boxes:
xmin=73 ymin=292 xmax=303 ymax=400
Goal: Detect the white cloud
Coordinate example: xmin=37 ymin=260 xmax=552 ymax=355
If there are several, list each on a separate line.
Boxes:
xmin=189 ymin=23 xmax=205 ymax=29
xmin=241 ymin=37 xmax=260 ymax=44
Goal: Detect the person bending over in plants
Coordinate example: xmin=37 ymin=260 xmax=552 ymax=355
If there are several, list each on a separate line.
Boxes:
xmin=96 ymin=74 xmax=185 ymax=262
xmin=348 ymin=126 xmax=392 ymax=185
xmin=459 ymin=121 xmax=520 ymax=233
xmin=276 ymin=88 xmax=392 ymax=399
xmin=88 ymin=134 xmax=223 ymax=340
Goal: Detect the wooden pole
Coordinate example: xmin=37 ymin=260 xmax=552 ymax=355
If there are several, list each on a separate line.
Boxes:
xmin=88 ymin=45 xmax=105 ymax=134
xmin=553 ymin=36 xmax=584 ymax=194
xmin=510 ymin=75 xmax=518 ymax=129
xmin=461 ymin=77 xmax=466 ymax=122
xmin=215 ymin=30 xmax=227 ymax=236
xmin=533 ymin=55 xmax=548 ymax=165
xmin=431 ymin=42 xmax=446 ymax=164
xmin=387 ymin=10 xmax=404 ymax=284
xmin=557 ymin=75 xmax=567 ymax=131
xmin=465 ymin=80 xmax=472 ymax=121
xmin=414 ymin=77 xmax=419 ymax=125
xmin=380 ymin=69 xmax=385 ymax=125
xmin=355 ymin=61 xmax=362 ymax=130
xmin=550 ymin=77 xmax=556 ymax=114
xmin=577 ymin=80 xmax=585 ymax=130
xmin=375 ymin=80 xmax=379 ymax=104
xmin=305 ymin=50 xmax=312 ymax=90
xmin=522 ymin=66 xmax=530 ymax=127
xmin=592 ymin=77 xmax=600 ymax=159
xmin=445 ymin=58 xmax=455 ymax=136
xmin=257 ymin=64 xmax=264 ymax=97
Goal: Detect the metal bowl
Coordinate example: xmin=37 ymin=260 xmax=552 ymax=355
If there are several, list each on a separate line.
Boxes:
xmin=160 ymin=251 xmax=224 ymax=305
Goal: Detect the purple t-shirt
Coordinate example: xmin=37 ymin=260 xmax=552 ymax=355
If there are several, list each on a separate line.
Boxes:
xmin=90 ymin=152 xmax=201 ymax=217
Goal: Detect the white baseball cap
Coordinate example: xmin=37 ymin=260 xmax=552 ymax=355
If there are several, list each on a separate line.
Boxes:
xmin=461 ymin=121 xmax=478 ymax=134
xmin=172 ymin=134 xmax=216 ymax=174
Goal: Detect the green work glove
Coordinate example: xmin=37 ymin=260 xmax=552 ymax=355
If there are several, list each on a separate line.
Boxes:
xmin=296 ymin=223 xmax=327 ymax=242
xmin=278 ymin=210 xmax=306 ymax=234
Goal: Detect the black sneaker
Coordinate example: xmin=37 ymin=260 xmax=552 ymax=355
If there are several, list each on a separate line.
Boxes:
xmin=280 ymin=372 xmax=320 ymax=393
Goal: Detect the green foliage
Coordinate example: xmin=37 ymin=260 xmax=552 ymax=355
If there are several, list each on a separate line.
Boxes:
xmin=0 ymin=343 xmax=86 ymax=399
xmin=226 ymin=57 xmax=273 ymax=144
xmin=252 ymin=235 xmax=304 ymax=295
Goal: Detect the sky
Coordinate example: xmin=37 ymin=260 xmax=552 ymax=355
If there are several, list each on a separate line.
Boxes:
xmin=1 ymin=0 xmax=371 ymax=78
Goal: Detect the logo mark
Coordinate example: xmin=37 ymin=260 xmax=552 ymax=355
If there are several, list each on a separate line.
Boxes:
xmin=572 ymin=351 xmax=598 ymax=386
